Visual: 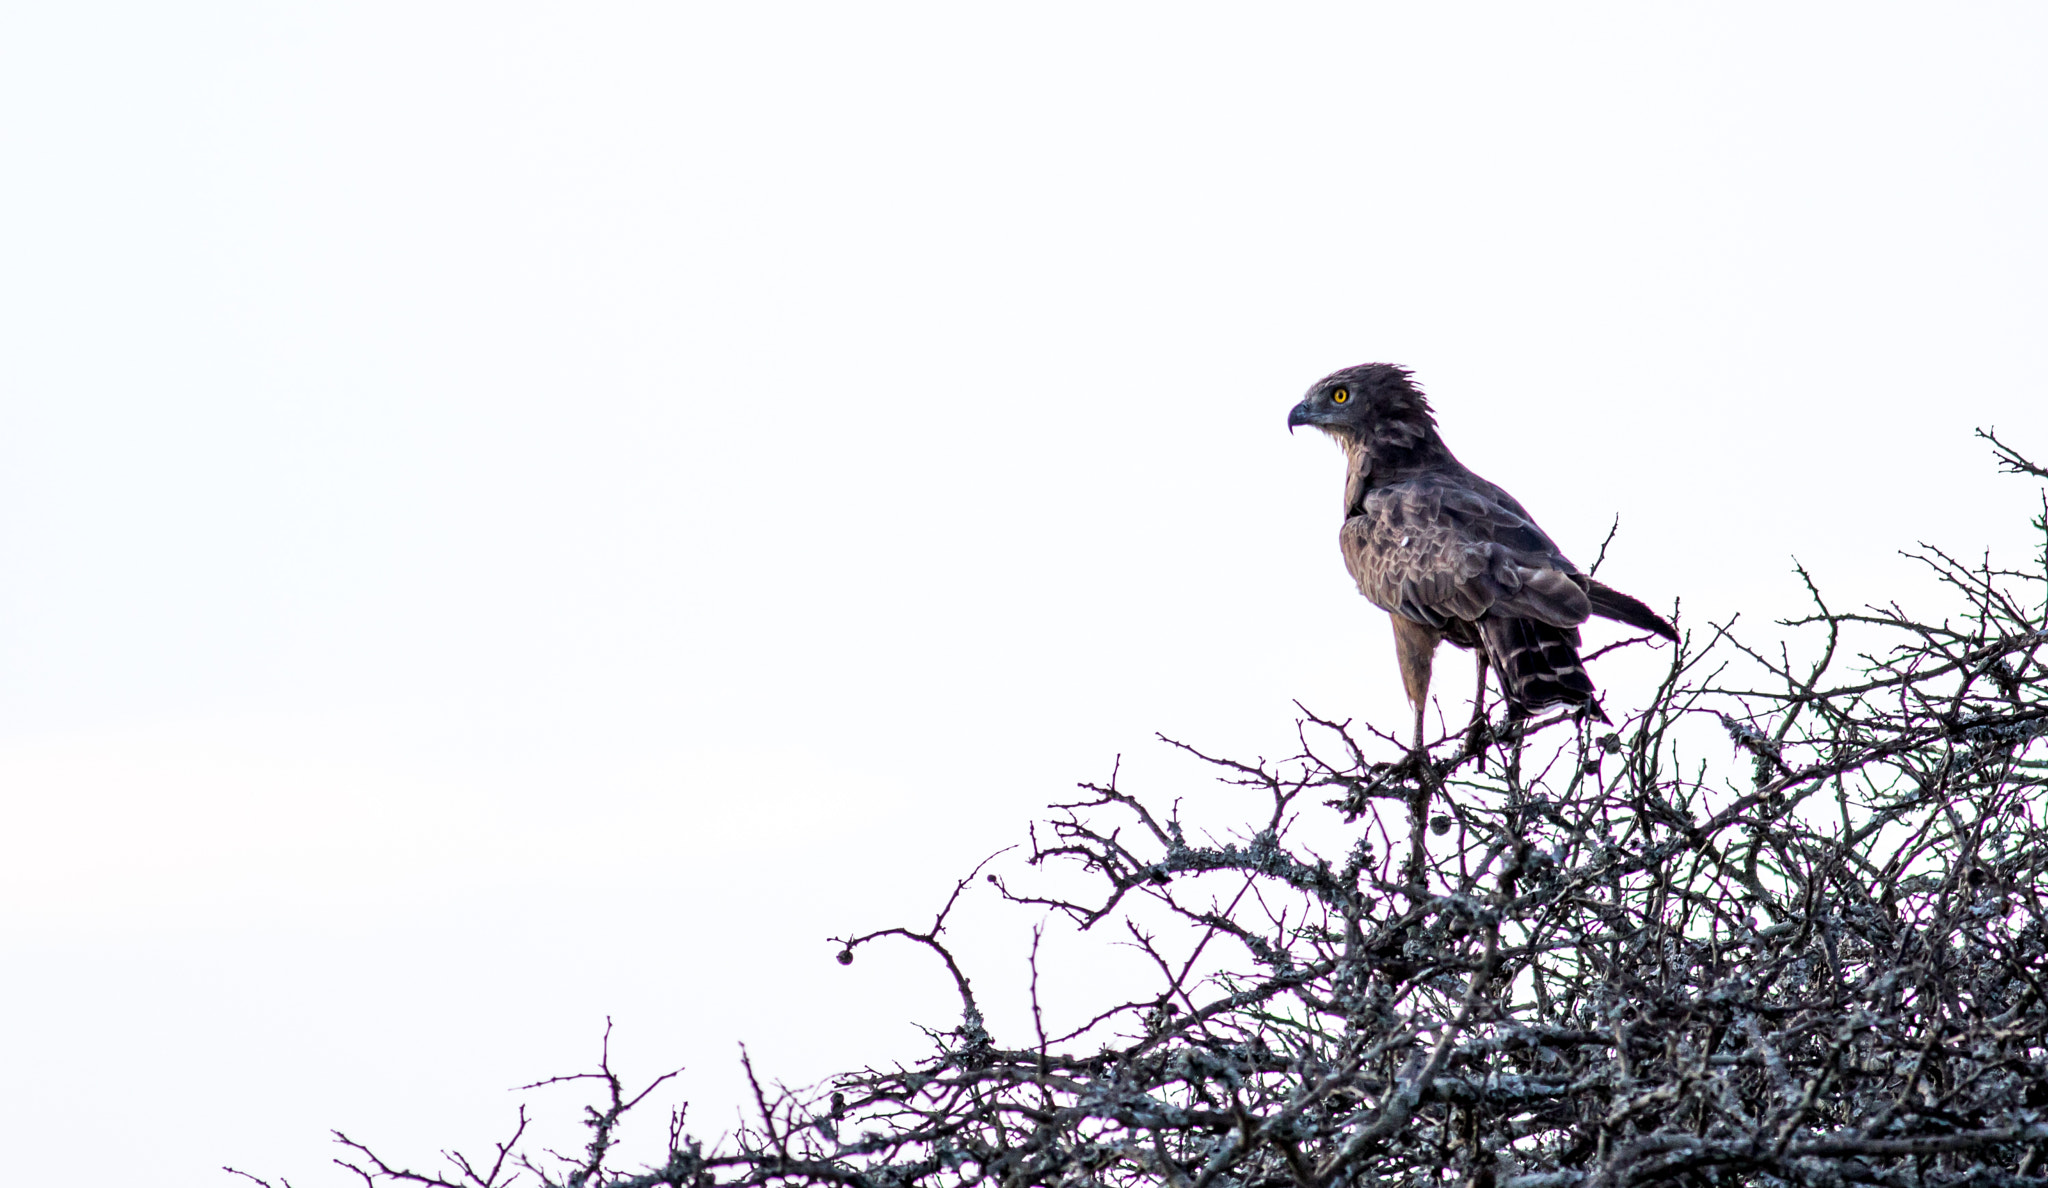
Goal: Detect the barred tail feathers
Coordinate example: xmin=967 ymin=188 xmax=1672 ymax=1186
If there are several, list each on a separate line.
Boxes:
xmin=1480 ymin=616 xmax=1610 ymax=723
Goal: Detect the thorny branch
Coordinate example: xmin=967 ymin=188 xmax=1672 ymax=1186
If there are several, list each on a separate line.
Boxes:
xmin=303 ymin=439 xmax=2048 ymax=1188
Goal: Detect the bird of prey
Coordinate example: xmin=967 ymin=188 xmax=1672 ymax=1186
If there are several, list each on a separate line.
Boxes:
xmin=1287 ymin=363 xmax=1677 ymax=754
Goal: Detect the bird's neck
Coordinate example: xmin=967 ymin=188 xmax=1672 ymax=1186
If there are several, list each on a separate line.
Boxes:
xmin=1328 ymin=425 xmax=1460 ymax=486
xmin=1335 ymin=431 xmax=1373 ymax=479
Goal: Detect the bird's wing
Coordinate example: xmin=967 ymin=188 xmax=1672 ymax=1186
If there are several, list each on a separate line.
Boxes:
xmin=1585 ymin=578 xmax=1680 ymax=641
xmin=1339 ymin=476 xmax=1590 ymax=632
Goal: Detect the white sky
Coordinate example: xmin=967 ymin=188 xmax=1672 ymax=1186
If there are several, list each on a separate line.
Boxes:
xmin=2 ymin=4 xmax=2045 ymax=1183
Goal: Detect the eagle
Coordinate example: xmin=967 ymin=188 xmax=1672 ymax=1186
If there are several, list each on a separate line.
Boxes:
xmin=1287 ymin=363 xmax=1677 ymax=754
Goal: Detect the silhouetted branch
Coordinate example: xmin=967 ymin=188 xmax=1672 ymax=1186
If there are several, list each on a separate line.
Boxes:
xmin=285 ymin=439 xmax=2048 ymax=1188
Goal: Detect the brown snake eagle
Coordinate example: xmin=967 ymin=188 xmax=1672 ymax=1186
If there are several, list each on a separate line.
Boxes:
xmin=1288 ymin=363 xmax=1677 ymax=753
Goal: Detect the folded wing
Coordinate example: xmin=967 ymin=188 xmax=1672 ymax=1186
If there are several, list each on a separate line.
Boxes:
xmin=1339 ymin=476 xmax=1613 ymax=719
xmin=1339 ymin=477 xmax=1590 ymax=634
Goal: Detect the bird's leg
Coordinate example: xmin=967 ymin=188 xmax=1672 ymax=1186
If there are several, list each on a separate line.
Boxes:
xmin=1402 ymin=696 xmax=1439 ymax=893
xmin=1462 ymin=650 xmax=1490 ymax=761
xmin=1390 ymin=617 xmax=1447 ymax=891
xmin=1390 ymin=615 xmax=1440 ymax=764
xmin=1388 ymin=615 xmax=1444 ymax=893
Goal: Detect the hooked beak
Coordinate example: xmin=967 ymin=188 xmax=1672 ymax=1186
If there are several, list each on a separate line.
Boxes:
xmin=1286 ymin=400 xmax=1315 ymax=434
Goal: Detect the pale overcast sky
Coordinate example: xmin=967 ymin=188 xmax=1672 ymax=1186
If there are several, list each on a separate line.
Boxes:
xmin=2 ymin=5 xmax=2045 ymax=1183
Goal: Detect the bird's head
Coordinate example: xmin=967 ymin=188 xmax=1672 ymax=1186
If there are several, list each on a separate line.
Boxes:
xmin=1286 ymin=363 xmax=1437 ymax=450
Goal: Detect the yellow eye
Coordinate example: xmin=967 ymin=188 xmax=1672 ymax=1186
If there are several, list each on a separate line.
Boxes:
xmin=1331 ymin=388 xmax=1350 ymax=404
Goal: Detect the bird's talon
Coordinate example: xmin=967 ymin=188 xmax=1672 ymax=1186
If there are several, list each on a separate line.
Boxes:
xmin=1460 ymin=721 xmax=1491 ymax=762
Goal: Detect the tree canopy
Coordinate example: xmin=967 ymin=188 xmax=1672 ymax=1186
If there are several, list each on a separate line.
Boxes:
xmin=264 ymin=436 xmax=2048 ymax=1188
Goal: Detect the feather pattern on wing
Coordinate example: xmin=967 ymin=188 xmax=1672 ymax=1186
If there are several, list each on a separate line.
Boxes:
xmin=1337 ymin=475 xmax=1607 ymax=718
xmin=1338 ymin=477 xmax=1589 ymax=634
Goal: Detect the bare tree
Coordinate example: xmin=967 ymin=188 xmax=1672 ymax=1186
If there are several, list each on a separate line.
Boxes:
xmin=249 ymin=435 xmax=2048 ymax=1188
